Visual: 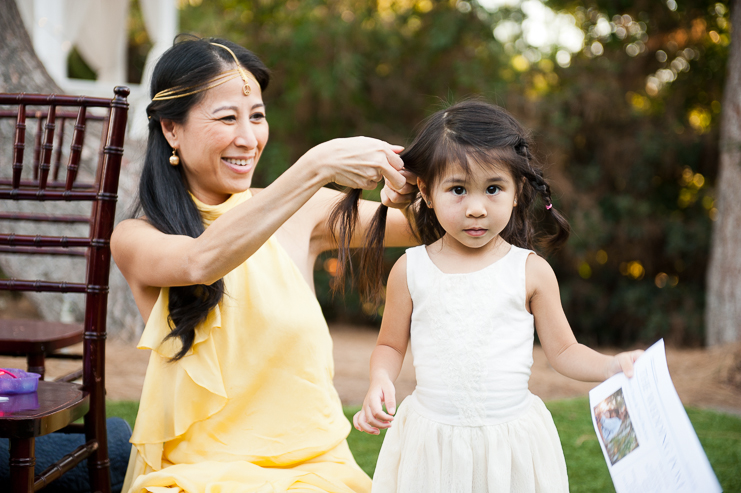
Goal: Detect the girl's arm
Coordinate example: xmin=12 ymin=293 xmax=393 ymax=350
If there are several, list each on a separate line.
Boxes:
xmin=112 ymin=137 xmax=407 ymax=292
xmin=527 ymin=254 xmax=643 ymax=381
xmin=353 ymin=254 xmax=413 ymax=434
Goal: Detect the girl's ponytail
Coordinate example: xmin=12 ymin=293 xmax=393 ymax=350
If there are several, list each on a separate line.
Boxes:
xmin=328 ymin=190 xmax=391 ymax=306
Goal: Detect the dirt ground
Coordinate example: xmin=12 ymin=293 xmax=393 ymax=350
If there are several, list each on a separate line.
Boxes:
xmin=2 ymin=311 xmax=740 ymax=414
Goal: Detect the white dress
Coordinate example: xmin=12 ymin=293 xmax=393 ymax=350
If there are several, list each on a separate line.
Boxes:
xmin=372 ymin=245 xmax=569 ymax=493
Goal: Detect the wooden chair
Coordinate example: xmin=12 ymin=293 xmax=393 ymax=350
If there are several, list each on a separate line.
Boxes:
xmin=0 ymin=87 xmax=129 ymax=493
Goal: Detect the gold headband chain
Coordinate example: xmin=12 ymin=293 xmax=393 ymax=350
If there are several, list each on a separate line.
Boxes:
xmin=152 ymin=42 xmax=259 ymax=101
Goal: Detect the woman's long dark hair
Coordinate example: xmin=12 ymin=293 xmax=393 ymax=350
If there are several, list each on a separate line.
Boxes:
xmin=134 ymin=36 xmax=270 ymax=360
xmin=330 ymin=100 xmax=570 ymax=305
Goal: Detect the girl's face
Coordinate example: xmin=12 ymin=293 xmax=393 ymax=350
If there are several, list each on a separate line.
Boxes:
xmin=161 ymin=75 xmax=269 ymax=205
xmin=420 ymin=161 xmax=518 ymax=253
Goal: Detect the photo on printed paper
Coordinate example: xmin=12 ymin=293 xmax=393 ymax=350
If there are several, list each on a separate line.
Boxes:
xmin=594 ymin=388 xmax=639 ymax=465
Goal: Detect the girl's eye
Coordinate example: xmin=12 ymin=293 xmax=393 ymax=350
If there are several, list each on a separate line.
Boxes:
xmin=220 ymin=115 xmax=237 ymax=123
xmin=251 ymin=112 xmax=266 ymax=121
xmin=486 ymin=185 xmax=501 ymax=195
xmin=451 ymin=186 xmax=466 ymax=196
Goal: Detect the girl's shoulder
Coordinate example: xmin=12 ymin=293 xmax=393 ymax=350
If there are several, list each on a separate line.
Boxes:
xmin=404 ymin=244 xmax=427 ymax=258
xmin=524 ymin=251 xmax=558 ymax=298
xmin=403 ymin=244 xmax=434 ymax=277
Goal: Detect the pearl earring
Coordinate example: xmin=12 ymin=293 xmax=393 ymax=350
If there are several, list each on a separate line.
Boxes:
xmin=169 ymin=149 xmax=180 ymax=166
xmin=514 ymin=199 xmax=518 ymax=206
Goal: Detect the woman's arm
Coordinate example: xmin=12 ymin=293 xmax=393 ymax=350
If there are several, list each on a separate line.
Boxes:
xmin=353 ymin=255 xmax=412 ymax=434
xmin=527 ymin=254 xmax=643 ymax=382
xmin=112 ymin=137 xmax=407 ymax=292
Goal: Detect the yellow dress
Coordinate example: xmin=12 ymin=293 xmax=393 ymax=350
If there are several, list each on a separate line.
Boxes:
xmin=122 ymin=191 xmax=371 ymax=493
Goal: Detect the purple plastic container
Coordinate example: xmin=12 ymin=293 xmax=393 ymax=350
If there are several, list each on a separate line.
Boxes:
xmin=0 ymin=368 xmax=41 ymax=394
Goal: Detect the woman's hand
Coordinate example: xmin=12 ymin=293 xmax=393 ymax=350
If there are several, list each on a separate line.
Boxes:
xmin=381 ymin=169 xmax=418 ymax=210
xmin=353 ymin=376 xmax=396 ymax=435
xmin=605 ymin=350 xmax=645 ymax=379
xmin=299 ymin=137 xmax=407 ymax=191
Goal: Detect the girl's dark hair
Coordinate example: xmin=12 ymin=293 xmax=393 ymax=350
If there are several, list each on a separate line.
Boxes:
xmin=133 ymin=36 xmax=270 ymax=360
xmin=330 ymin=100 xmax=570 ymax=305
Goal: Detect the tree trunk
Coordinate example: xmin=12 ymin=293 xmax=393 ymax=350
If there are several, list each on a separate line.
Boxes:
xmin=0 ymin=0 xmax=60 ymax=93
xmin=706 ymin=0 xmax=741 ymax=345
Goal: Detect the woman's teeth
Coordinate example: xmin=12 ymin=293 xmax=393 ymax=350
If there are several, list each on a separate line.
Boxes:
xmin=224 ymin=158 xmax=251 ymax=166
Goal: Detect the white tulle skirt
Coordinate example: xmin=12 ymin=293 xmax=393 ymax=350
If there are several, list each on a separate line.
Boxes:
xmin=371 ymin=394 xmax=568 ymax=493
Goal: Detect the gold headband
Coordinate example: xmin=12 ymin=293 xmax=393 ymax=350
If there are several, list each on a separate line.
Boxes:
xmin=152 ymin=42 xmax=259 ymax=101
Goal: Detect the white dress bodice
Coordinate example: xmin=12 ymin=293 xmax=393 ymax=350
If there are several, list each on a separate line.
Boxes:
xmin=406 ymin=244 xmax=535 ymax=426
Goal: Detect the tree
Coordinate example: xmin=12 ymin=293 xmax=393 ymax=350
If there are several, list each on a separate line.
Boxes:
xmin=706 ymin=0 xmax=741 ymax=345
xmin=0 ymin=0 xmax=60 ymax=93
xmin=175 ymin=1 xmax=729 ymax=344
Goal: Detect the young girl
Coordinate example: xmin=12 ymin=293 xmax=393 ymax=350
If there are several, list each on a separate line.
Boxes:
xmin=334 ymin=100 xmax=643 ymax=492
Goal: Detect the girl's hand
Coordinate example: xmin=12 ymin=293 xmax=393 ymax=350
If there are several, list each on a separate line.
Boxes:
xmin=380 ymin=169 xmax=418 ymax=210
xmin=301 ymin=137 xmax=406 ymax=191
xmin=353 ymin=377 xmax=397 ymax=435
xmin=605 ymin=349 xmax=645 ymax=379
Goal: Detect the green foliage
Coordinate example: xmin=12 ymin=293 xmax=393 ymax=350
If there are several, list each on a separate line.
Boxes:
xmin=107 ymin=399 xmax=139 ymax=427
xmin=534 ymin=0 xmax=729 ymax=346
xmin=67 ymin=47 xmax=97 ymax=81
xmin=548 ymin=398 xmax=615 ymax=492
xmin=343 ymin=406 xmax=387 ymax=476
xmin=168 ymin=0 xmax=729 ymax=343
xmin=127 ymin=0 xmax=153 ymax=84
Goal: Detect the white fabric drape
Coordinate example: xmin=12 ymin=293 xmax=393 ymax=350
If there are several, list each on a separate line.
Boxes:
xmin=139 ymin=0 xmax=178 ymax=90
xmin=129 ymin=0 xmax=178 ymax=138
xmin=17 ymin=0 xmax=178 ymax=138
xmin=16 ymin=0 xmax=94 ymax=83
xmin=74 ymin=0 xmax=130 ymax=83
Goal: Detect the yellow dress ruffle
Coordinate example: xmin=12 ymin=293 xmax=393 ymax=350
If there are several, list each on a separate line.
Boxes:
xmin=123 ymin=191 xmax=371 ymax=493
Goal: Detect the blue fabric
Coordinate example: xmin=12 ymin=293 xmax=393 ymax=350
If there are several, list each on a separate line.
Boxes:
xmin=0 ymin=417 xmax=131 ymax=493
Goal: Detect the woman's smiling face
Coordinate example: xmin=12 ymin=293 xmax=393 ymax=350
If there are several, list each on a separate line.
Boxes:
xmin=162 ymin=75 xmax=269 ymax=205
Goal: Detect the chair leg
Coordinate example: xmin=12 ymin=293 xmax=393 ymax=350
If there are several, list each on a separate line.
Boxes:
xmin=9 ymin=437 xmax=35 ymax=493
xmin=85 ymin=390 xmax=111 ymax=492
xmin=26 ymin=352 xmax=45 ymax=380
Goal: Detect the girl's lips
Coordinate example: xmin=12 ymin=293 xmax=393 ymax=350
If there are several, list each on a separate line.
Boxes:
xmin=465 ymin=228 xmax=487 ymax=237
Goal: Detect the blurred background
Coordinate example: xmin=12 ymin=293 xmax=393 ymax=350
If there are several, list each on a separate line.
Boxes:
xmin=2 ymin=0 xmax=734 ymax=347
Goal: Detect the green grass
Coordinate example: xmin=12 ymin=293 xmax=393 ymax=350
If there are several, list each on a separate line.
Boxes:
xmin=107 ymin=399 xmax=741 ymax=492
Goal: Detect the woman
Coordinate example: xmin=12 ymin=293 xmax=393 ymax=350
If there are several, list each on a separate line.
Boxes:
xmin=112 ymin=37 xmax=416 ymax=493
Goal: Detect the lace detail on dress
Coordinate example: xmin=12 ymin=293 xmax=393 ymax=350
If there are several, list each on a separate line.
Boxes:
xmin=427 ymin=270 xmax=497 ymax=426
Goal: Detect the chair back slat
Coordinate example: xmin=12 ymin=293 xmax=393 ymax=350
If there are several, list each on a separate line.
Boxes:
xmin=0 ymin=279 xmax=87 ymax=293
xmin=0 ymin=189 xmax=97 ymax=200
xmin=0 ymin=233 xmax=91 ymax=249
xmin=0 ymin=246 xmax=87 ymax=257
xmin=0 ymin=109 xmax=105 ymax=121
xmin=32 ymin=114 xmax=43 ymax=180
xmin=0 ymin=179 xmax=94 ymax=190
xmin=65 ymin=107 xmax=87 ymax=190
xmin=12 ymin=104 xmax=26 ymax=189
xmin=0 ymin=212 xmax=89 ymax=223
xmin=0 ymin=246 xmax=86 ymax=256
xmin=52 ymin=117 xmax=66 ymax=182
xmin=37 ymin=104 xmax=56 ymax=190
